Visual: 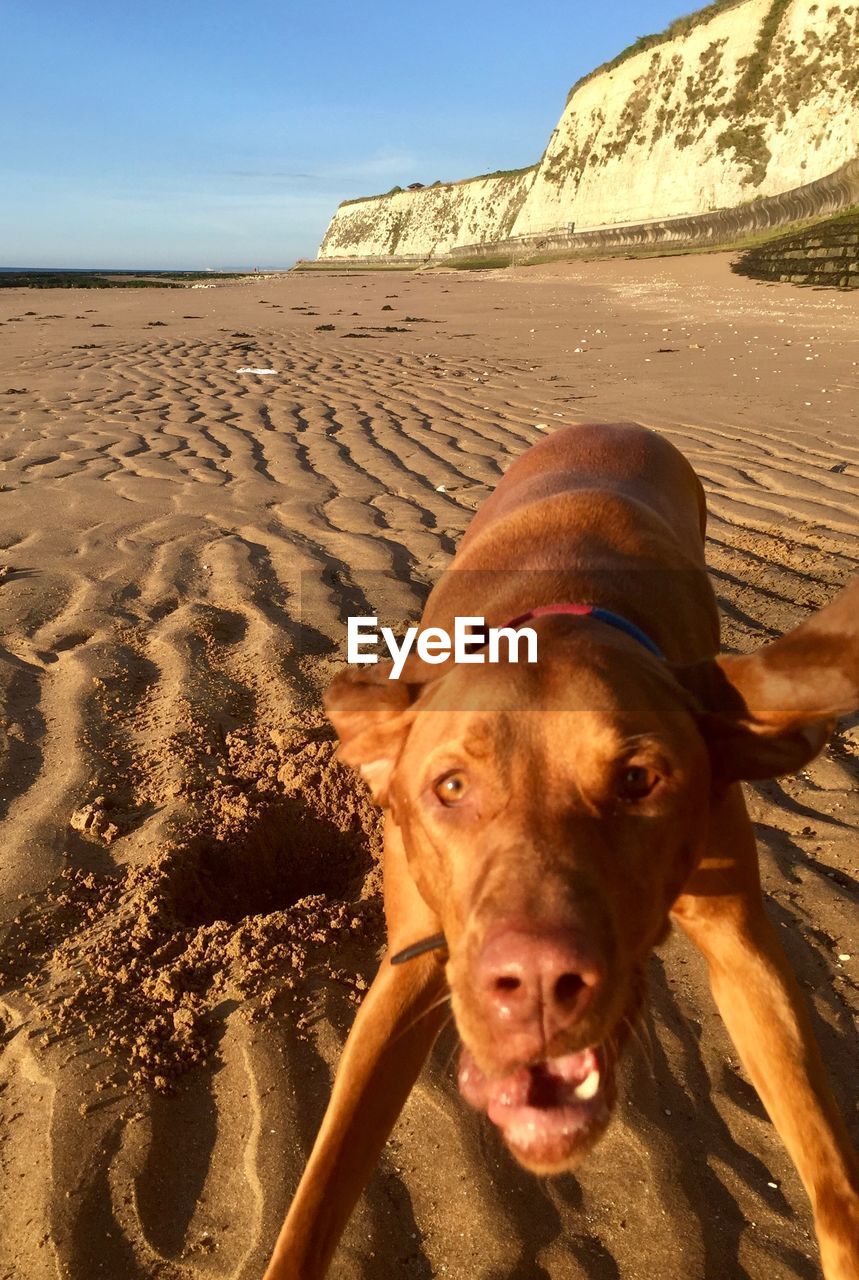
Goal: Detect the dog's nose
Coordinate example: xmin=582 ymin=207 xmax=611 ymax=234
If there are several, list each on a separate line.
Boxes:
xmin=476 ymin=927 xmax=602 ymax=1043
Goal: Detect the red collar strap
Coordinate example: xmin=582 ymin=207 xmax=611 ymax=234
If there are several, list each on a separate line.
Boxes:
xmin=494 ymin=602 xmax=665 ymax=660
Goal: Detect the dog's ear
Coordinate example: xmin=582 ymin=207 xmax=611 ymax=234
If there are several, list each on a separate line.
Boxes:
xmin=324 ymin=658 xmax=436 ymax=805
xmin=674 ymin=579 xmax=859 ymax=783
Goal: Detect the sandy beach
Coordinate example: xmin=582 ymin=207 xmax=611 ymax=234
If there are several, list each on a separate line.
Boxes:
xmin=0 ymin=255 xmax=856 ymax=1279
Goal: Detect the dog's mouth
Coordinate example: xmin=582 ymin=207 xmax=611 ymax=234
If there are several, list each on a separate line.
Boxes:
xmin=458 ymin=1043 xmax=613 ymax=1170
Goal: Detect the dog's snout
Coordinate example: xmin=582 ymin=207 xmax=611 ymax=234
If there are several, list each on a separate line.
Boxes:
xmin=477 ymin=927 xmax=602 ymax=1044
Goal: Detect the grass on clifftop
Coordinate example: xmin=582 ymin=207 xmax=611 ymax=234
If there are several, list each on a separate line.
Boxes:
xmin=566 ymin=0 xmax=752 ymax=101
xmin=338 ymin=165 xmax=536 ymax=208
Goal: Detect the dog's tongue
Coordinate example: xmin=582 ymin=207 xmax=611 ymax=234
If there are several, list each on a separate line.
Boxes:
xmin=458 ymin=1046 xmax=601 ymax=1114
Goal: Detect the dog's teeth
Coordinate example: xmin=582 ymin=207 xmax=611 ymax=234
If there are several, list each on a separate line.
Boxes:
xmin=573 ymin=1067 xmax=600 ymax=1101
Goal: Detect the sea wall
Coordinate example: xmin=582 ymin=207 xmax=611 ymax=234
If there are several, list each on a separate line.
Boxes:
xmin=732 ymin=207 xmax=859 ymax=285
xmin=317 ymin=0 xmax=859 ymax=261
xmin=444 ymin=157 xmax=859 ymax=261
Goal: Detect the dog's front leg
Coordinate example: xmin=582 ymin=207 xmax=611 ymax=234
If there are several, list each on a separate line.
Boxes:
xmin=673 ymin=787 xmax=859 ymax=1280
xmin=263 ymin=950 xmax=447 ymax=1279
xmin=264 ymin=822 xmax=447 ymax=1280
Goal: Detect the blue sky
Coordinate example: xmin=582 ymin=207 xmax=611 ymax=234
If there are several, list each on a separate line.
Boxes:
xmin=2 ymin=1 xmax=699 ymax=269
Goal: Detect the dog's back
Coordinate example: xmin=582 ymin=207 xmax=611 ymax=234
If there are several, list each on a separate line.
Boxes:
xmin=429 ymin=423 xmax=718 ymax=662
xmin=461 ymin=423 xmax=707 ymax=554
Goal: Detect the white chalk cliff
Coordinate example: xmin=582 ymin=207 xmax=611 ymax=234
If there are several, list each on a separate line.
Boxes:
xmin=317 ymin=0 xmax=858 ymax=260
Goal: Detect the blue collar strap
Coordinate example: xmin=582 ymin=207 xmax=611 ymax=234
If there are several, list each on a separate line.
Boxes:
xmin=500 ymin=602 xmax=665 ymax=661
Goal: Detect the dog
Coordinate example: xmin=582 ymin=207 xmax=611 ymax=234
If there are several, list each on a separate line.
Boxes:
xmin=264 ymin=423 xmax=858 ymax=1279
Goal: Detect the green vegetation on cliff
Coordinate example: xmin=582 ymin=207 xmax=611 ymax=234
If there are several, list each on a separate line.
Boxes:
xmin=339 ymin=165 xmax=535 ymax=208
xmin=565 ymin=0 xmax=750 ymax=101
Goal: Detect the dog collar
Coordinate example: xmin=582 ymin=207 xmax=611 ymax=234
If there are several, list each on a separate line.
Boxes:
xmin=390 ymin=933 xmax=448 ymax=966
xmin=495 ymin=602 xmax=665 ymax=660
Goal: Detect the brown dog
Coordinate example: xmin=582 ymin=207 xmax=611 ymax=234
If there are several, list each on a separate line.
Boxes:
xmin=264 ymin=423 xmax=858 ymax=1279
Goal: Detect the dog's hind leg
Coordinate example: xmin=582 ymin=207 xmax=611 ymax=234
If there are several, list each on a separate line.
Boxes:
xmin=672 ymin=785 xmax=859 ymax=1280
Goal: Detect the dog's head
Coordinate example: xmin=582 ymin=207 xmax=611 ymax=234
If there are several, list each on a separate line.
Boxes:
xmin=325 ymin=584 xmax=858 ymax=1172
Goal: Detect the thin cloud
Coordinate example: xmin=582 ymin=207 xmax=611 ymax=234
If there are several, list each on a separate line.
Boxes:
xmin=325 ymin=150 xmax=418 ymax=181
xmin=226 ymin=169 xmax=318 ymax=180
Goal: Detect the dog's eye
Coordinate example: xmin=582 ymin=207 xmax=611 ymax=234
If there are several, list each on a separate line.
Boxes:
xmin=434 ymin=771 xmax=469 ymax=805
xmin=616 ymin=765 xmax=657 ymax=803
